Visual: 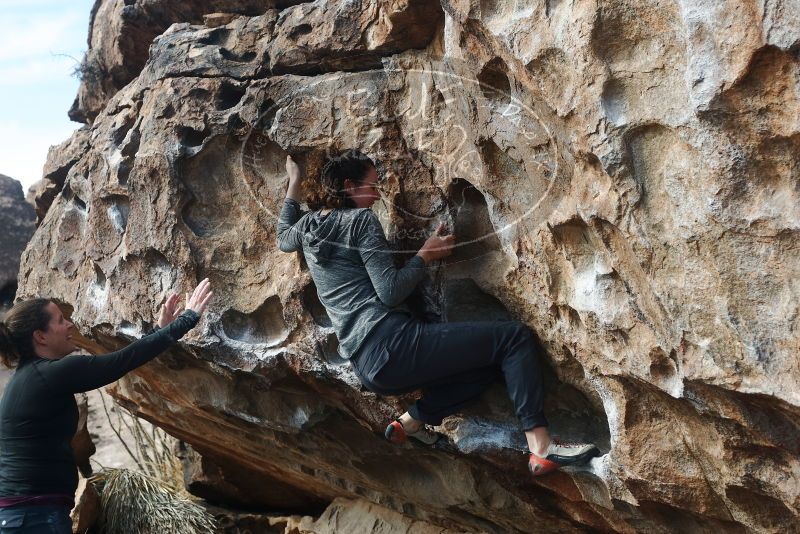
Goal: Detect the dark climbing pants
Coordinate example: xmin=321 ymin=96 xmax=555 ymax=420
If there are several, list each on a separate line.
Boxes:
xmin=351 ymin=314 xmax=548 ymax=430
xmin=0 ymin=505 xmax=71 ymax=533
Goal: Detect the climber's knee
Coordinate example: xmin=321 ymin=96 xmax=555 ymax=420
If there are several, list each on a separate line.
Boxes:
xmin=508 ymin=320 xmax=535 ymax=347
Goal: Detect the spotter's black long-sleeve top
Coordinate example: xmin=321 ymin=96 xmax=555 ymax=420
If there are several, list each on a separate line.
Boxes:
xmin=0 ymin=310 xmax=199 ymax=498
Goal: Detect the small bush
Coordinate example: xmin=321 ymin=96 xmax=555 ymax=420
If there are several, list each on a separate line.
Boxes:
xmin=90 ymin=469 xmax=216 ymax=534
xmin=72 ymin=52 xmax=106 ymax=84
xmin=89 ymin=391 xmax=216 ymax=533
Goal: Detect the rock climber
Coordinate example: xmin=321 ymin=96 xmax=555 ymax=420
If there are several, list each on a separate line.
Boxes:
xmin=0 ymin=280 xmax=212 ymax=532
xmin=277 ymin=151 xmax=599 ymax=476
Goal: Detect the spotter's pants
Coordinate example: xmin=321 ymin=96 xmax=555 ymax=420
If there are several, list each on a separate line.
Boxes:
xmin=0 ymin=505 xmax=71 ymax=534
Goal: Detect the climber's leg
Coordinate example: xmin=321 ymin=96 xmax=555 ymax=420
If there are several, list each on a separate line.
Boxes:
xmin=371 ymin=319 xmax=548 ymax=429
xmin=407 ymin=365 xmax=500 ymax=426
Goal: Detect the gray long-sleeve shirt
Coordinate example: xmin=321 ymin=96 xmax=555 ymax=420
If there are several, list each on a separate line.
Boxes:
xmin=277 ymin=198 xmax=426 ymax=359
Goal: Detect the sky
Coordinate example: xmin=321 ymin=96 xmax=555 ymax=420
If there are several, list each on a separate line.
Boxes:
xmin=0 ymin=0 xmax=95 ymax=192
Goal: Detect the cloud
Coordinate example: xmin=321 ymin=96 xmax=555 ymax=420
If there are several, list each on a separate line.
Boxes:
xmin=1 ymin=0 xmax=73 ymax=7
xmin=0 ymin=56 xmax=79 ymax=86
xmin=0 ymin=2 xmax=92 ymax=192
xmin=0 ymin=12 xmax=84 ymax=62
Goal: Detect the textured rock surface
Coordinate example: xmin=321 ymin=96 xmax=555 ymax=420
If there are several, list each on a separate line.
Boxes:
xmin=206 ymin=498 xmax=458 ymax=534
xmin=288 ymin=498 xmax=464 ymax=534
xmin=0 ymin=174 xmax=35 ymax=315
xmin=20 ymin=0 xmax=800 ymax=532
xmin=71 ymin=0 xmax=323 ymax=124
xmin=71 ymin=475 xmax=100 ymax=533
xmin=27 ymin=128 xmax=91 ymax=224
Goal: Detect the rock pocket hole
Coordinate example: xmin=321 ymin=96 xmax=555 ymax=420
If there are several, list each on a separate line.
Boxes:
xmin=240 ymin=131 xmax=288 ymax=213
xmin=179 ymin=127 xmax=208 ymax=148
xmin=217 ymin=83 xmax=247 ymax=110
xmin=111 ymin=114 xmax=136 ymax=146
xmin=93 ymin=263 xmax=106 ymax=286
xmin=542 ymin=365 xmax=612 ymax=451
xmin=73 ymin=195 xmax=87 ymax=212
xmin=219 ymin=49 xmax=257 ymax=63
xmin=179 ymin=136 xmax=240 ymax=238
xmin=316 ymin=333 xmax=344 ymax=365
xmin=301 ymin=283 xmax=332 ymax=328
xmin=182 ymin=196 xmax=227 ymax=237
xmin=601 ymin=78 xmax=628 ymax=126
xmin=63 ymin=185 xmax=87 ymax=213
xmin=0 ymin=282 xmax=17 ymax=310
xmin=221 ymin=296 xmax=289 ymax=346
xmin=198 ymin=27 xmax=231 ymax=46
xmin=106 ymin=196 xmax=130 ymax=234
xmin=649 ymin=347 xmax=682 ymax=396
xmin=288 ymin=24 xmax=312 ymax=39
xmin=186 ymin=88 xmax=213 ymax=102
xmin=117 ymin=161 xmax=131 ymax=186
xmin=477 ymin=57 xmax=511 ymax=108
xmin=443 ymin=278 xmax=509 ymax=323
xmin=649 ymin=348 xmax=677 ymax=379
xmin=480 ymin=139 xmax=520 ymax=177
xmin=90 ymin=263 xmax=108 ymax=306
xmin=446 ymin=178 xmax=501 ymax=266
xmin=116 ymin=127 xmax=140 ymax=187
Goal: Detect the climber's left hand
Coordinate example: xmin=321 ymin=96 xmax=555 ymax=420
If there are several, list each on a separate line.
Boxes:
xmin=285 ymin=155 xmax=303 ymax=202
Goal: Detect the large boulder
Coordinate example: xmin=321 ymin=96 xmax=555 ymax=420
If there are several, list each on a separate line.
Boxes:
xmin=20 ymin=0 xmax=800 ymax=531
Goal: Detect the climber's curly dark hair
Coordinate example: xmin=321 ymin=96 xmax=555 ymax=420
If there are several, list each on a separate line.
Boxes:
xmin=304 ymin=150 xmax=376 ymax=211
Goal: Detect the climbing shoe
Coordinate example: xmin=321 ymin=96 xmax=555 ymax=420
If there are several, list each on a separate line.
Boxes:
xmin=528 ymin=438 xmax=600 ymax=476
xmin=384 ymin=420 xmax=441 ymax=446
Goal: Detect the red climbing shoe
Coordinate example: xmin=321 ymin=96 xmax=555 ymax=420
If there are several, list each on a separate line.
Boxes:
xmin=385 ymin=420 xmax=407 ymax=444
xmin=384 ymin=420 xmax=441 ymax=446
xmin=529 ymin=438 xmax=600 ymax=476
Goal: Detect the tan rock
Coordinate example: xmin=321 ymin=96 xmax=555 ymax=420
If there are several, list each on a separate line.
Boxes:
xmin=71 ymin=393 xmax=96 ymax=478
xmin=204 ymin=13 xmax=241 ymax=28
xmin=292 ymin=498 xmax=466 ymax=534
xmin=205 ymin=498 xmax=457 ymax=534
xmin=28 ymin=127 xmax=91 ymax=223
xmin=203 ymin=502 xmax=290 ymax=533
xmin=20 ymin=0 xmax=800 ymax=532
xmin=71 ymin=477 xmax=100 ymax=534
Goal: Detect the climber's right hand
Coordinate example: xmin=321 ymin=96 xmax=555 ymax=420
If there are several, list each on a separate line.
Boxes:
xmin=417 ymin=222 xmax=456 ymax=264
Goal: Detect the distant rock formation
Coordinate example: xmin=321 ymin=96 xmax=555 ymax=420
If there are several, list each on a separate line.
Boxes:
xmin=20 ymin=0 xmax=800 ymax=532
xmin=0 ymin=174 xmax=35 ymax=316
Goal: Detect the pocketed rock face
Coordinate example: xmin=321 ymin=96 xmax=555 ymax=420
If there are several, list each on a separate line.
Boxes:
xmin=19 ymin=0 xmax=800 ymax=532
xmin=70 ymin=0 xmax=306 ymax=124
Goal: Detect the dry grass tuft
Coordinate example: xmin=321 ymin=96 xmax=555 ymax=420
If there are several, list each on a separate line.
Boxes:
xmin=91 ymin=469 xmax=216 ymax=534
xmin=89 ymin=391 xmax=216 ymax=533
